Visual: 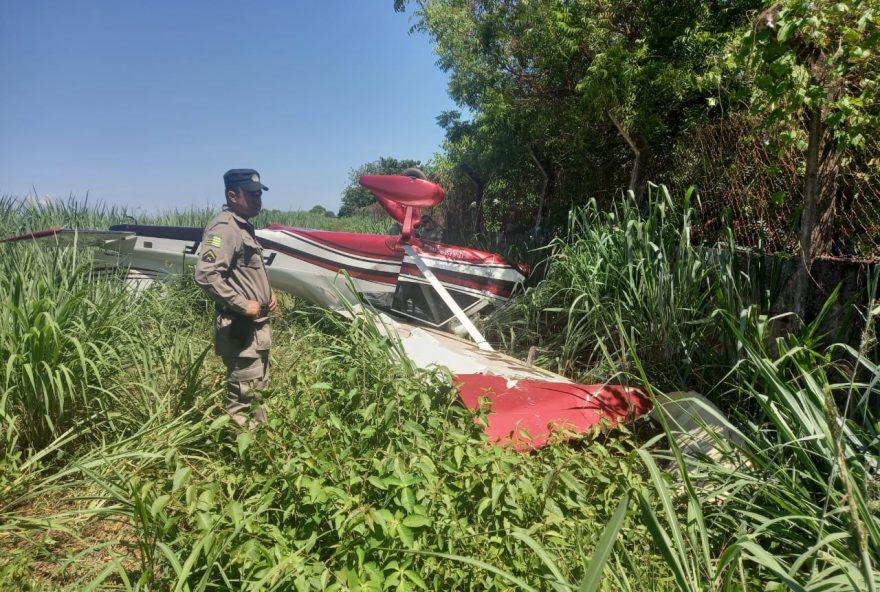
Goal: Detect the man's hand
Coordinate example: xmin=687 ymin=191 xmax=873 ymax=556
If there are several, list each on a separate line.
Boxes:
xmin=268 ymin=291 xmax=278 ymax=313
xmin=243 ymin=300 xmax=261 ymax=318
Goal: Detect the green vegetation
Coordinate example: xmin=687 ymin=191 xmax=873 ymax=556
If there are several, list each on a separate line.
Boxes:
xmin=0 ymin=195 xmax=387 ymax=236
xmin=487 ymin=184 xmax=880 ymax=590
xmin=1 ymin=3 xmax=877 ymax=588
xmin=0 ymin=193 xmax=876 ymax=590
xmin=0 ymin=198 xmax=661 ymax=590
xmin=394 ymin=0 xmax=879 ymax=263
xmin=487 ymin=186 xmax=719 ymax=387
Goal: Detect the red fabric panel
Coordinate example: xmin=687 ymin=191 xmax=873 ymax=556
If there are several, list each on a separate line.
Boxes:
xmin=264 ymin=225 xmax=403 ymax=260
xmin=411 ymin=241 xmax=511 ymax=267
xmin=454 ymin=374 xmax=652 ymax=450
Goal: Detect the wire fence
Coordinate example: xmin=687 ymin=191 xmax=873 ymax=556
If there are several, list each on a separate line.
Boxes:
xmin=669 ymin=116 xmax=880 ymax=262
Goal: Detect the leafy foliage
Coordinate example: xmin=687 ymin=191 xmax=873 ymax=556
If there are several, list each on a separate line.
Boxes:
xmin=401 ymin=0 xmax=762 ymax=234
xmin=308 ymin=204 xmax=336 ymax=218
xmin=734 ymin=0 xmax=879 ymax=155
xmin=486 ymin=185 xmax=729 ymax=390
xmin=396 ymin=1 xmax=880 ymax=260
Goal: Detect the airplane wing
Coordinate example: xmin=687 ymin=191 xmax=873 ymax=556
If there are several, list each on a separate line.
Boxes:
xmin=373 ymin=312 xmax=653 ymax=450
xmin=456 ymin=375 xmax=649 ymax=450
xmin=0 ymin=228 xmax=137 ymax=248
xmin=1 ymin=227 xmax=179 ymax=287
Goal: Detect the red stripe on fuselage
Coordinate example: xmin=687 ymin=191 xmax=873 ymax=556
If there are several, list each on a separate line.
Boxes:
xmin=258 ymin=237 xmax=400 ymax=285
xmin=261 ymin=226 xmax=520 ymax=297
xmin=265 ymin=226 xmax=403 ymax=264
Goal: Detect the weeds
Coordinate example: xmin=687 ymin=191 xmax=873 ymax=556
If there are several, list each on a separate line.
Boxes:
xmin=485 ymin=185 xmax=718 ymax=389
xmin=1 ymin=191 xmax=877 ymax=590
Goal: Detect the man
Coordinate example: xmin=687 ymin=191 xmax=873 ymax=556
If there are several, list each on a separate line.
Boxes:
xmin=419 ymin=214 xmax=445 ymax=242
xmin=195 ymin=169 xmax=277 ymax=427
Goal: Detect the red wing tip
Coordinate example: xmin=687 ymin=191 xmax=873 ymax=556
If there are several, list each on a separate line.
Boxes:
xmin=0 ymin=228 xmax=65 ymax=243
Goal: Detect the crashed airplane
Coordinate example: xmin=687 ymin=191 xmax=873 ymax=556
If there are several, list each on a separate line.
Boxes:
xmin=2 ymin=173 xmax=652 ymax=449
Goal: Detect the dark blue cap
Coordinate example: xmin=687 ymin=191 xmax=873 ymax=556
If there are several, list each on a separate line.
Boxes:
xmin=224 ymin=169 xmax=269 ymax=192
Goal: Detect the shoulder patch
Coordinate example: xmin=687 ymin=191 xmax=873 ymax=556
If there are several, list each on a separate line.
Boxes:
xmin=201 ymin=249 xmax=216 ymax=263
xmin=205 ymin=234 xmax=223 ymax=248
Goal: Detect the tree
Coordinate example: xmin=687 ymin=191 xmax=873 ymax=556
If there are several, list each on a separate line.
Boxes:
xmin=337 ymin=157 xmax=424 ymax=217
xmin=733 ymin=0 xmax=879 ymax=318
xmin=400 ymin=0 xmax=759 ymax=229
xmin=434 ymin=109 xmax=541 ymax=235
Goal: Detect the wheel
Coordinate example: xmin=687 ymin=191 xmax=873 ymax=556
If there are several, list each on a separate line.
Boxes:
xmin=401 ymin=167 xmax=428 ymax=180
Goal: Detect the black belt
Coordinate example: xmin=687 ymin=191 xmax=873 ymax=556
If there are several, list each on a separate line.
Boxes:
xmin=217 ymin=303 xmax=269 ymax=317
xmin=218 ymin=304 xmax=268 ymax=346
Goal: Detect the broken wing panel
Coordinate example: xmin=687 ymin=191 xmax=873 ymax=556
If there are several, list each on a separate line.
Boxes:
xmin=1 ymin=227 xmax=190 ymax=288
xmin=456 ymin=375 xmax=652 ymax=450
xmin=391 ymin=323 xmax=653 ymax=451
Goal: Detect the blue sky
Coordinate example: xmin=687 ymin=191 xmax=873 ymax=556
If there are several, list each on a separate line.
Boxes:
xmin=0 ymin=1 xmax=455 ymax=213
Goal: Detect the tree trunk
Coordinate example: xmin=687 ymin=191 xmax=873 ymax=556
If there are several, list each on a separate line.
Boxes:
xmin=629 ymin=147 xmax=650 ymax=204
xmin=792 ymin=104 xmax=839 ymax=322
xmin=528 ymin=145 xmax=555 ymax=238
xmin=609 ymin=112 xmax=650 ymax=203
xmin=459 ymin=163 xmax=486 ymax=233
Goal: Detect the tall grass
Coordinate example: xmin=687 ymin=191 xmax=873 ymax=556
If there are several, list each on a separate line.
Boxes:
xmin=486 ymin=185 xmax=725 ymax=388
xmin=2 ymin=191 xmax=876 ymax=590
xmin=0 ymin=195 xmax=135 ymax=236
xmin=253 ymin=208 xmax=388 ymax=234
xmin=0 ymin=242 xmax=137 ymax=452
xmin=481 ymin=184 xmax=879 ymax=589
xmin=629 ymin=310 xmax=879 ymax=590
xmin=0 ymin=195 xmax=389 ymax=236
xmin=0 ymin=196 xmax=670 ymax=590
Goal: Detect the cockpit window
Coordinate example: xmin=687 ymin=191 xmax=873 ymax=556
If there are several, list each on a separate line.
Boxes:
xmin=391 ymin=279 xmax=486 ymax=327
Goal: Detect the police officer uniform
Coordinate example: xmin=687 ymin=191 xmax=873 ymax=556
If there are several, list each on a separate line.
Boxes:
xmin=194 ymin=169 xmax=273 ymax=424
